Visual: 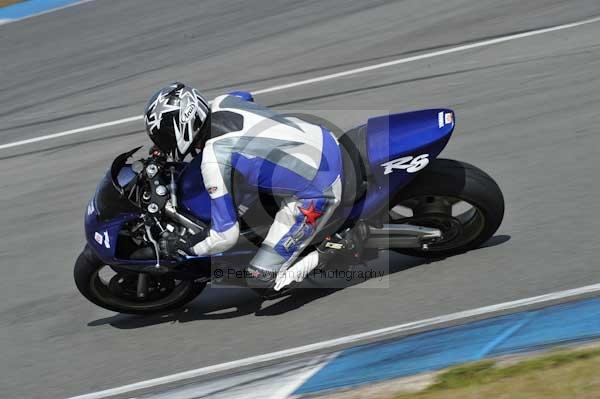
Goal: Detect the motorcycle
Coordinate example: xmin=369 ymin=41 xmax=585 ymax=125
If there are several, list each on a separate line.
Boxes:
xmin=74 ymin=107 xmax=504 ymax=314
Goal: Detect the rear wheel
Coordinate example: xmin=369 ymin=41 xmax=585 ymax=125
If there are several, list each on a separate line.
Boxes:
xmin=74 ymin=246 xmax=206 ymax=314
xmin=390 ymin=159 xmax=504 ymax=258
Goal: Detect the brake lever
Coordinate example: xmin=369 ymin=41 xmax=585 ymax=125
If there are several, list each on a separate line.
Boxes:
xmin=144 ymin=216 xmax=161 ymax=269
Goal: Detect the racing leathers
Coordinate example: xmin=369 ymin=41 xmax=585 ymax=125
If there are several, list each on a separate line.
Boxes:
xmin=190 ymin=94 xmax=342 ymax=291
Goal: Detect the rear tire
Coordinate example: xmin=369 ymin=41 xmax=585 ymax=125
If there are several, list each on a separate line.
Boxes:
xmin=390 ymin=158 xmax=504 ymax=258
xmin=74 ymin=246 xmax=206 ymax=315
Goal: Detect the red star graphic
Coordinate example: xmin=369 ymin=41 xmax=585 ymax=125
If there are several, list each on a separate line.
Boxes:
xmin=298 ymin=201 xmax=323 ymax=226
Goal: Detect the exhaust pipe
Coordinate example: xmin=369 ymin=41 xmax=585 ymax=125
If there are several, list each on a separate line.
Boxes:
xmin=365 ymin=224 xmax=442 ymax=249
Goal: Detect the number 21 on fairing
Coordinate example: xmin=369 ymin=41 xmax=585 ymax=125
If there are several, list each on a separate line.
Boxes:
xmin=381 ymin=154 xmax=430 ymax=175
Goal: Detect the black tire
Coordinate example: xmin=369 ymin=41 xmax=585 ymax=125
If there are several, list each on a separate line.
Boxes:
xmin=391 ymin=158 xmax=504 ymax=258
xmin=74 ymin=245 xmax=206 ymax=315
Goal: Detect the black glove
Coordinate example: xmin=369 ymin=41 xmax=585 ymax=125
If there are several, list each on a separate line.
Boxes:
xmin=160 ymin=233 xmax=195 ymax=262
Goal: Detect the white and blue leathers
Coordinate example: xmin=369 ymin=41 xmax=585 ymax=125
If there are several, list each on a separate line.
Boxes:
xmin=191 ymin=94 xmax=342 ymax=290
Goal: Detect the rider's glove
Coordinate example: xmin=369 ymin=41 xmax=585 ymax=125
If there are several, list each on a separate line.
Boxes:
xmin=160 ymin=234 xmax=195 ymax=262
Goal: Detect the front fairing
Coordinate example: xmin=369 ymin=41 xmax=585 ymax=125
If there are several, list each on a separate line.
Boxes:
xmin=85 ymin=148 xmax=269 ymax=268
xmin=85 ymin=168 xmax=141 ymax=264
xmin=94 ymin=167 xmax=139 ymax=221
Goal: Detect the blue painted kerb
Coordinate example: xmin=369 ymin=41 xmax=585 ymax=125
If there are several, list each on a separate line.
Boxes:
xmin=295 ymin=296 xmax=600 ymax=395
xmin=0 ymin=0 xmax=82 ymax=20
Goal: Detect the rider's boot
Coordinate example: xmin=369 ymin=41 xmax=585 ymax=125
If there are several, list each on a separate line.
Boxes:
xmin=316 ymin=220 xmax=370 ymax=265
xmin=272 ymin=221 xmax=371 ymax=292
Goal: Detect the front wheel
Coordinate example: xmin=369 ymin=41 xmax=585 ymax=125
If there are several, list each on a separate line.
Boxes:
xmin=74 ymin=246 xmax=206 ymax=314
xmin=389 ymin=159 xmax=505 ymax=258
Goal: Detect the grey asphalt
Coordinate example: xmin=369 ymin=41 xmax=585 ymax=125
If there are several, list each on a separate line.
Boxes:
xmin=1 ymin=0 xmax=600 ymax=398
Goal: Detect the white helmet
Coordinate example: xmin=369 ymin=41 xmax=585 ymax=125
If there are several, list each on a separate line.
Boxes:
xmin=144 ymin=82 xmax=210 ymax=160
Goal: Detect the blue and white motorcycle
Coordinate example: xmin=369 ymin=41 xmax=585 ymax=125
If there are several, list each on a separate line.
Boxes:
xmin=75 ymin=106 xmax=504 ymax=314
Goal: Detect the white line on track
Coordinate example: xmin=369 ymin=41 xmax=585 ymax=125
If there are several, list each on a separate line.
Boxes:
xmin=2 ymin=14 xmax=600 ymax=152
xmin=67 ymin=282 xmax=600 ymax=399
xmin=0 ymin=116 xmax=142 ymax=150
xmin=252 ymin=15 xmax=600 ymax=95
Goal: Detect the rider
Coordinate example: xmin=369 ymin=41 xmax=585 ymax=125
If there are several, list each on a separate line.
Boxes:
xmin=144 ymin=83 xmax=343 ymax=291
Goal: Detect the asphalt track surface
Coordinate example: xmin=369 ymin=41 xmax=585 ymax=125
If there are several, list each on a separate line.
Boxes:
xmin=1 ymin=1 xmax=600 ymax=397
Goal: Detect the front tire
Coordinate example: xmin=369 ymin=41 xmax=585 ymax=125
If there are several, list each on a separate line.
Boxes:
xmin=390 ymin=158 xmax=504 ymax=258
xmin=74 ymin=246 xmax=206 ymax=314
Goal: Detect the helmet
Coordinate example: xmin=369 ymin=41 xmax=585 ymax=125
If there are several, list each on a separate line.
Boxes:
xmin=144 ymin=82 xmax=210 ymax=160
